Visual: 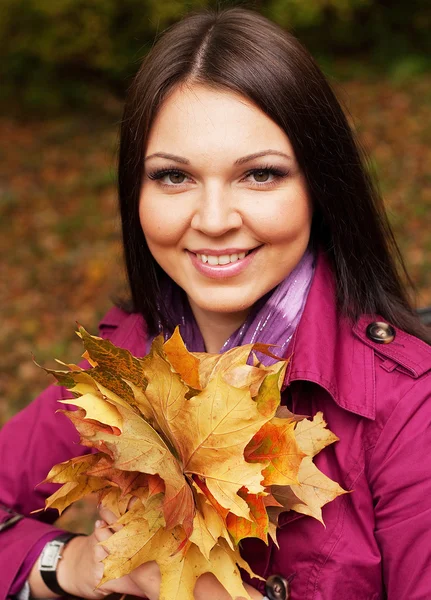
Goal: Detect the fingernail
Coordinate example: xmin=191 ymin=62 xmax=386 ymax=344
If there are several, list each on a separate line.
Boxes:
xmin=95 ymin=520 xmax=102 ymax=528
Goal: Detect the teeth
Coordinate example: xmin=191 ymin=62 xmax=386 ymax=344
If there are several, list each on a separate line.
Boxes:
xmin=218 ymin=255 xmax=231 ymax=265
xmin=196 ymin=251 xmax=249 ymax=265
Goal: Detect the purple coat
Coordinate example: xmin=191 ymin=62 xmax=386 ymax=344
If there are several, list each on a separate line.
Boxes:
xmin=1 ymin=253 xmax=431 ymax=599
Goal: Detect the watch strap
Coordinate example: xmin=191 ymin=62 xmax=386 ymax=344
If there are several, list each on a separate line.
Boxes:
xmin=39 ymin=532 xmax=82 ymax=596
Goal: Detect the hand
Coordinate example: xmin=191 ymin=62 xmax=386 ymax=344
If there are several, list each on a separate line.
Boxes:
xmin=97 ymin=505 xmax=263 ymax=600
xmin=28 ymin=520 xmax=146 ymax=599
xmin=55 ymin=521 xmax=146 ymax=598
xmin=96 ymin=505 xmax=162 ymax=600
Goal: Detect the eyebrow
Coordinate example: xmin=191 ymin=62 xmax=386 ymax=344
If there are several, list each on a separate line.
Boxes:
xmin=144 ymin=150 xmax=293 ymax=165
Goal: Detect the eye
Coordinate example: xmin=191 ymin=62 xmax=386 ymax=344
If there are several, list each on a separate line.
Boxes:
xmin=243 ymin=166 xmax=290 ymax=187
xmin=146 ymin=168 xmax=190 ymax=186
xmin=251 ymin=170 xmax=271 ymax=183
xmin=166 ymin=172 xmax=187 ymax=184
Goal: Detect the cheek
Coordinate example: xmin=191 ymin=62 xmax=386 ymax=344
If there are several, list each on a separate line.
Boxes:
xmin=138 ymin=194 xmax=188 ymax=247
xmin=250 ymin=190 xmax=312 ymax=244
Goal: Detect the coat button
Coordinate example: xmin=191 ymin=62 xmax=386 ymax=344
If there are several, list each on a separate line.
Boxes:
xmin=265 ymin=574 xmax=290 ymax=600
xmin=366 ymin=321 xmax=396 ymax=344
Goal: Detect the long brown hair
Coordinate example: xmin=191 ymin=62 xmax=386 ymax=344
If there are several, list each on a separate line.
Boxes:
xmin=118 ymin=6 xmax=430 ymax=343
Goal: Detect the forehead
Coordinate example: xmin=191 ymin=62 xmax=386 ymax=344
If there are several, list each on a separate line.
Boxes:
xmin=145 ymin=84 xmax=294 ymax=159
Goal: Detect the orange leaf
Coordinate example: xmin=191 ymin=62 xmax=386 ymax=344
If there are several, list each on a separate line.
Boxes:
xmin=226 ymin=490 xmax=269 ymax=544
xmin=163 ymin=326 xmax=201 ymax=389
xmin=245 ymin=417 xmax=304 ymax=486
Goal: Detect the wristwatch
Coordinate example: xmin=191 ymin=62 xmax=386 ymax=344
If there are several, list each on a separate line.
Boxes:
xmin=39 ymin=532 xmax=82 ymax=596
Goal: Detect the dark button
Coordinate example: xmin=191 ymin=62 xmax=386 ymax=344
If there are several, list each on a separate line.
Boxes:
xmin=265 ymin=574 xmax=290 ymax=600
xmin=366 ymin=321 xmax=396 ymax=344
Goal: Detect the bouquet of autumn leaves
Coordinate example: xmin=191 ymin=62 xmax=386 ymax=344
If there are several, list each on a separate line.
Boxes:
xmin=39 ymin=326 xmax=346 ymax=600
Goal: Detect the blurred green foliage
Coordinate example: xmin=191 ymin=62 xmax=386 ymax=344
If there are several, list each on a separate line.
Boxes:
xmin=0 ymin=0 xmax=430 ymax=112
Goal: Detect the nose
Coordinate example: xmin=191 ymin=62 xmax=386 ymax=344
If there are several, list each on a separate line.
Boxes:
xmin=190 ymin=182 xmax=242 ymax=236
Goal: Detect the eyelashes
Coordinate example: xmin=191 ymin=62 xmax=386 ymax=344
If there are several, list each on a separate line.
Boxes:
xmin=145 ymin=164 xmax=291 ymax=189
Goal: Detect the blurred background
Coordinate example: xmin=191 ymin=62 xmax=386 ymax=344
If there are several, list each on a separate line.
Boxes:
xmin=1 ymin=0 xmax=430 ymax=427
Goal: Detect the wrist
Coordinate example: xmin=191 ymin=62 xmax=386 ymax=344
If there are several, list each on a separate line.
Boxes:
xmin=55 ymin=534 xmax=87 ymax=596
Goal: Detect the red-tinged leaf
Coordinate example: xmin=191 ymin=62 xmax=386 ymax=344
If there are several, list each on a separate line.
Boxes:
xmin=275 ymin=405 xmax=308 ymax=421
xmin=59 ymin=409 xmax=116 ymax=457
xmin=226 ymin=490 xmax=269 ymax=544
xmin=263 ymin=493 xmax=283 ymax=508
xmin=87 ymin=456 xmax=148 ymax=497
xmin=245 ymin=417 xmax=305 ymax=486
xmin=147 ymin=473 xmax=165 ymax=498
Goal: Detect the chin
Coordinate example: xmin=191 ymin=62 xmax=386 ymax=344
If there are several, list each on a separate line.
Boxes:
xmin=190 ymin=294 xmax=255 ymax=316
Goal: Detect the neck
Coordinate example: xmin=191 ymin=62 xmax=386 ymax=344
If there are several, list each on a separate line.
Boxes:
xmin=188 ymin=300 xmax=249 ymax=353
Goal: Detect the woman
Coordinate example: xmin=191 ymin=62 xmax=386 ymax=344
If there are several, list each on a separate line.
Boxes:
xmin=1 ymin=7 xmax=430 ymax=600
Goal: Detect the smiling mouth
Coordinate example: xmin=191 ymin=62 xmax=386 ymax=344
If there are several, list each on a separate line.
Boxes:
xmin=193 ymin=249 xmax=257 ymax=266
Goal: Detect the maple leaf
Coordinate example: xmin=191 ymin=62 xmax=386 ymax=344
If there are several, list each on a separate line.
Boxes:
xmin=77 ymin=327 xmax=149 ymax=408
xmin=158 ymin=539 xmax=261 ymax=600
xmin=245 ymin=416 xmax=305 ymax=486
xmin=270 ymin=412 xmax=348 ymax=523
xmin=38 ymin=327 xmax=344 ymax=599
xmin=70 ymin=397 xmax=195 ymax=533
xmin=40 ymin=454 xmax=109 ymax=514
xmin=169 ymin=373 xmax=270 ymax=518
xmin=226 ymin=490 xmax=269 ymax=544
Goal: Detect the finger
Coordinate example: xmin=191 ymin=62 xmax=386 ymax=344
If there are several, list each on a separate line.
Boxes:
xmin=93 ymin=522 xmax=144 ymax=597
xmin=94 ymin=520 xmax=113 ymax=539
xmin=127 ymin=495 xmax=139 ymax=510
xmin=99 ymin=506 xmax=121 ymax=529
xmin=93 ymin=520 xmax=113 ymax=559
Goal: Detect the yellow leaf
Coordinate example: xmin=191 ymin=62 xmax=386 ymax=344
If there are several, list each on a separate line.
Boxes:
xmin=294 ymin=411 xmax=339 ymax=457
xmin=272 ymin=456 xmax=348 ymax=523
xmin=172 ymin=374 xmax=270 ymax=517
xmin=137 ymin=341 xmax=189 ymax=453
xmin=189 ymin=508 xmax=218 ymax=561
xmin=64 ymin=399 xmax=195 ymax=533
xmin=194 ymin=345 xmax=254 ymax=389
xmin=159 ymin=540 xmax=259 ymax=600
xmin=42 ymin=454 xmax=109 ymax=514
xmin=98 ymin=497 xmax=174 ymax=586
xmin=59 ymin=392 xmax=123 ymax=432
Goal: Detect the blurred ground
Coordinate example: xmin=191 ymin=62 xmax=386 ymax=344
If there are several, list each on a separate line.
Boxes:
xmin=1 ymin=75 xmax=430 ymax=428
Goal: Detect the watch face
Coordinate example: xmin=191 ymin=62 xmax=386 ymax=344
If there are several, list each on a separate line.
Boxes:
xmin=40 ymin=541 xmax=62 ymax=569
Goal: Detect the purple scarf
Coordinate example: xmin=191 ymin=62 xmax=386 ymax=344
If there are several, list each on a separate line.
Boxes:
xmin=151 ymin=248 xmax=315 ymax=365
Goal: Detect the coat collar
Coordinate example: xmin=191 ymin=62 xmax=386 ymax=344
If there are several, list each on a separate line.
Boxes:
xmin=284 ymin=251 xmax=377 ymax=420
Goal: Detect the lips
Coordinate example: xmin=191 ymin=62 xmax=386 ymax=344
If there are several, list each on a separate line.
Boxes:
xmin=187 ymin=246 xmax=261 ymax=279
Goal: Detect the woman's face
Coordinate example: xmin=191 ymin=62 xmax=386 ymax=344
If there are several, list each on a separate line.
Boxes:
xmin=140 ymin=84 xmax=312 ymax=320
